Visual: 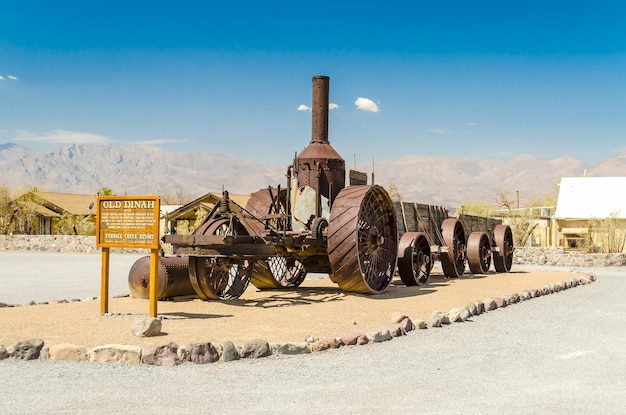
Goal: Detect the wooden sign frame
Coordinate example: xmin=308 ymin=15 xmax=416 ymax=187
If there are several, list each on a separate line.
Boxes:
xmin=96 ymin=195 xmax=161 ymax=317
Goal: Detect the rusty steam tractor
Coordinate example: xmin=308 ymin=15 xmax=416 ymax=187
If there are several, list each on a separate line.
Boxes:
xmin=129 ymin=76 xmax=514 ymax=301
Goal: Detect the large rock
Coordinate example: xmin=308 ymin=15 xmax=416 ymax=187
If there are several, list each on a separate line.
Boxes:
xmin=398 ymin=317 xmax=415 ymax=332
xmin=240 ymin=339 xmax=271 ymax=359
xmin=458 ymin=307 xmax=471 ymax=321
xmin=180 ymin=342 xmax=220 ymax=364
xmin=90 ymin=344 xmax=142 ymax=364
xmin=48 ymin=344 xmax=89 ymax=361
xmin=13 ymin=339 xmax=44 ymax=360
xmin=142 ymin=343 xmax=181 ymax=366
xmin=0 ymin=344 xmax=8 ymax=360
xmin=271 ymin=342 xmax=311 ymax=355
xmin=387 ymin=323 xmax=405 ymax=337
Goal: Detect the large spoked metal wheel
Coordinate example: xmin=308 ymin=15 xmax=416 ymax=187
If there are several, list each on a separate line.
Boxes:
xmin=397 ymin=231 xmax=432 ymax=286
xmin=244 ymin=188 xmax=309 ymax=289
xmin=440 ymin=218 xmax=466 ymax=278
xmin=189 ymin=218 xmax=253 ymax=300
xmin=467 ymin=231 xmax=492 ymax=274
xmin=327 ymin=185 xmax=398 ymax=294
xmin=244 ymin=187 xmax=289 ymax=235
xmin=493 ymin=224 xmax=514 ymax=272
xmin=188 ymin=256 xmax=254 ymax=300
xmin=250 ymin=255 xmax=307 ymax=289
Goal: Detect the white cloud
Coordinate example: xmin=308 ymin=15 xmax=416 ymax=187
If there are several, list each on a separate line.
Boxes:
xmin=298 ymin=103 xmax=339 ymax=111
xmin=7 ymin=75 xmax=17 ymax=80
xmin=14 ymin=130 xmax=110 ymax=145
xmin=354 ymin=97 xmax=379 ymax=112
xmin=466 ymin=122 xmax=477 ymax=126
xmin=427 ymin=128 xmax=454 ymax=135
xmin=0 ymin=76 xmax=4 ymax=80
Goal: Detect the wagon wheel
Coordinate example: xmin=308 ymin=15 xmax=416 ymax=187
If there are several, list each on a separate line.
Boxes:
xmin=244 ymin=187 xmax=289 ymax=235
xmin=245 ymin=188 xmax=309 ymax=289
xmin=327 ymin=185 xmax=398 ymax=294
xmin=251 ymin=255 xmax=307 ymax=289
xmin=493 ymin=224 xmax=514 ymax=273
xmin=397 ymin=232 xmax=432 ymax=286
xmin=188 ymin=256 xmax=254 ymax=300
xmin=467 ymin=232 xmax=492 ymax=274
xmin=440 ymin=218 xmax=466 ymax=278
xmin=188 ymin=218 xmax=253 ymax=300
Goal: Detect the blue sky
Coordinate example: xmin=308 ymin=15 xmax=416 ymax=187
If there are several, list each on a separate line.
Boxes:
xmin=1 ymin=1 xmax=625 ymax=164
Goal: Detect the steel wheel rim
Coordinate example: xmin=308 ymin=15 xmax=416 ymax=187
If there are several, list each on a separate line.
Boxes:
xmin=189 ymin=256 xmax=253 ymax=300
xmin=493 ymin=224 xmax=514 ymax=272
xmin=265 ymin=255 xmax=307 ymax=287
xmin=440 ymin=219 xmax=466 ymax=278
xmin=467 ymin=232 xmax=492 ymax=274
xmin=397 ymin=232 xmax=431 ymax=285
xmin=328 ymin=185 xmax=397 ymax=294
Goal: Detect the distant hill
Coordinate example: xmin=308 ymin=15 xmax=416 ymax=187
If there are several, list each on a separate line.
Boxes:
xmin=1 ymin=143 xmax=625 ymax=209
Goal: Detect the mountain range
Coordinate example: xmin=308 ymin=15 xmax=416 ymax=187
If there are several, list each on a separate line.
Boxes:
xmin=1 ymin=142 xmax=625 ymax=210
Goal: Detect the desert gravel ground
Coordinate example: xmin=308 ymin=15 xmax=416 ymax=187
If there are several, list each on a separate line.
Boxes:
xmin=1 ymin=252 xmax=625 ymax=414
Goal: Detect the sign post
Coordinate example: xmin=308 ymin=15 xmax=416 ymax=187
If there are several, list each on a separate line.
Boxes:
xmin=96 ymin=196 xmax=160 ymax=317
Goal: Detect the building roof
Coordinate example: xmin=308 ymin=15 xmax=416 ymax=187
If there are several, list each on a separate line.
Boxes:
xmin=555 ymin=177 xmax=626 ymax=220
xmin=26 ymin=192 xmax=97 ymax=216
xmin=165 ymin=192 xmax=251 ymax=220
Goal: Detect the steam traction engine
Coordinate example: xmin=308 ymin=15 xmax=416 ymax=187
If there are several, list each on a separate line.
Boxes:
xmin=150 ymin=76 xmax=514 ymax=301
xmin=163 ymin=76 xmax=399 ymax=299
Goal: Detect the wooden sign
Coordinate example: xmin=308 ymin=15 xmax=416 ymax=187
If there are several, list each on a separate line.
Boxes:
xmin=96 ymin=196 xmax=160 ymax=250
xmin=96 ymin=195 xmax=161 ymax=316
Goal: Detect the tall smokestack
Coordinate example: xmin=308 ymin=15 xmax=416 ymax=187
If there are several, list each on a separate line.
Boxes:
xmin=294 ymin=75 xmax=345 ymax=208
xmin=311 ymin=75 xmax=330 ymax=144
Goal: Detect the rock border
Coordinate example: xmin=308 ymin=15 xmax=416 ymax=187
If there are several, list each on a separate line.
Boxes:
xmin=0 ymin=273 xmax=597 ymax=365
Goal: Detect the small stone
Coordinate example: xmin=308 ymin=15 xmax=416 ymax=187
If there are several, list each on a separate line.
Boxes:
xmin=219 ymin=341 xmax=240 ymax=362
xmin=466 ymin=302 xmax=477 ymax=316
xmin=131 ymin=317 xmax=162 ymax=337
xmin=390 ymin=311 xmax=409 ymax=324
xmin=458 ymin=307 xmax=471 ymax=321
xmin=366 ymin=330 xmax=392 ymax=343
xmin=340 ymin=333 xmax=368 ymax=346
xmin=304 ymin=334 xmax=318 ymax=343
xmin=509 ymin=293 xmax=520 ymax=303
xmin=0 ymin=344 xmax=8 ymax=360
xmin=414 ymin=319 xmax=427 ymax=329
xmin=428 ymin=315 xmax=442 ymax=328
xmin=447 ymin=308 xmax=461 ymax=322
xmin=494 ymin=297 xmax=506 ymax=308
xmin=387 ymin=323 xmax=405 ymax=337
xmin=484 ymin=298 xmax=497 ymax=311
xmin=398 ymin=317 xmax=415 ymax=333
xmin=309 ymin=338 xmax=341 ymax=352
xmin=473 ymin=301 xmax=485 ymax=314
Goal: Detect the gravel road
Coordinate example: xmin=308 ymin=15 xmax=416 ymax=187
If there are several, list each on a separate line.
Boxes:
xmin=1 ymin=255 xmax=624 ymax=414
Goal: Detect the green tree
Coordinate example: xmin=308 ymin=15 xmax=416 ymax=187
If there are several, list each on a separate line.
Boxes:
xmin=98 ymin=187 xmax=114 ymax=196
xmin=0 ymin=185 xmax=12 ymax=234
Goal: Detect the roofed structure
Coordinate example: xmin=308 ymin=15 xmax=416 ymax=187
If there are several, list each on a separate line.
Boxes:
xmin=555 ymin=177 xmax=626 ymax=220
